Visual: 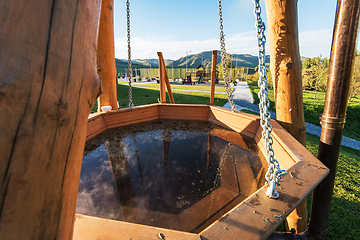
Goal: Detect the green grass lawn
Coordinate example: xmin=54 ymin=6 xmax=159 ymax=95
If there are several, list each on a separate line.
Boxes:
xmin=305 ymin=134 xmax=360 ymax=239
xmin=132 ymin=83 xmax=232 ymax=92
xmin=91 ymin=84 xmax=228 ymax=112
xmin=247 ymin=79 xmax=360 ymax=141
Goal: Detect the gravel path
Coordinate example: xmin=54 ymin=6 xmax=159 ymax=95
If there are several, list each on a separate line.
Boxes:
xmin=224 ymin=82 xmax=360 ymax=151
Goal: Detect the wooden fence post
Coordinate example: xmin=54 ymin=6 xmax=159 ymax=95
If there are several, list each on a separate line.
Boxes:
xmin=210 ymin=50 xmax=218 ymax=105
xmin=265 ymin=0 xmax=307 ymax=233
xmin=97 ymin=0 xmax=118 ymax=111
xmin=0 ymin=0 xmax=102 ymax=239
xmin=158 ymin=52 xmax=175 ymax=104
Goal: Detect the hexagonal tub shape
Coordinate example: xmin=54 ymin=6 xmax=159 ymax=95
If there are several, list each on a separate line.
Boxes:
xmin=73 ymin=104 xmax=329 ymax=240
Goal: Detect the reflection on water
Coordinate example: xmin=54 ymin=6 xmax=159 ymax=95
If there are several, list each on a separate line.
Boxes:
xmin=77 ymin=120 xmax=267 ymax=232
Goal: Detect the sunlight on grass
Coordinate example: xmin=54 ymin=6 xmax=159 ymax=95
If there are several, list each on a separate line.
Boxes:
xmin=133 ymin=83 xmax=232 ymax=92
xmin=246 ymin=79 xmax=360 ymax=141
xmin=305 ymin=134 xmax=360 ymax=239
xmin=91 ymin=84 xmax=228 ymax=113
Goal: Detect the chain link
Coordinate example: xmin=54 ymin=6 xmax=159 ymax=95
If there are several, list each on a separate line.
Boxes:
xmin=218 ymin=0 xmax=237 ymax=112
xmin=127 ymin=0 xmax=133 ymax=108
xmin=253 ymin=0 xmax=286 ymax=199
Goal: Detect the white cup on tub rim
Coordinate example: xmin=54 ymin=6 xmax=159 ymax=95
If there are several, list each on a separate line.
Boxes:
xmin=101 ymin=106 xmax=112 ymax=112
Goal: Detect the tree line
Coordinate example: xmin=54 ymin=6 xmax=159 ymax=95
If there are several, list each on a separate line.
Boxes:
xmin=248 ymin=54 xmax=360 ymax=102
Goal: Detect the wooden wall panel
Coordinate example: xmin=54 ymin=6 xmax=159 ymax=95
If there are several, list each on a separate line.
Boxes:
xmin=158 ymin=104 xmax=209 ymax=121
xmin=73 ymin=214 xmax=201 ymax=240
xmin=102 ymin=104 xmax=159 ymax=129
xmin=86 ymin=114 xmax=107 ymax=141
xmin=208 ymin=107 xmax=260 ymax=137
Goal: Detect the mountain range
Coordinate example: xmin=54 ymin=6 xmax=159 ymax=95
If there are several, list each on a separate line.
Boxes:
xmin=116 ymin=50 xmax=271 ymax=70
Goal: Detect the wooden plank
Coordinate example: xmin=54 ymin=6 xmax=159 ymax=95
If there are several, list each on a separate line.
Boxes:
xmin=118 ymin=206 xmax=182 ymax=231
xmin=200 ymin=161 xmax=329 ymax=240
xmin=178 ymin=187 xmax=239 ymax=232
xmin=208 ymin=106 xmax=260 ymax=136
xmin=86 ymin=114 xmax=107 ymax=141
xmin=102 ymin=104 xmax=159 ymax=129
xmin=73 ymin=214 xmax=201 ymax=240
xmin=158 ymin=104 xmax=209 ymax=121
xmin=209 ymin=128 xmax=249 ymax=150
xmin=210 ymin=50 xmax=217 ymax=105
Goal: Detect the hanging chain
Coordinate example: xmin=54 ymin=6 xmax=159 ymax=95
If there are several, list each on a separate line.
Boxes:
xmin=218 ymin=0 xmax=237 ymax=112
xmin=127 ymin=0 xmax=133 ymax=108
xmin=253 ymin=0 xmax=286 ymax=199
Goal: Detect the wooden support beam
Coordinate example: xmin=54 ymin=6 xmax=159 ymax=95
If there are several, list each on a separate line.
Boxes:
xmin=159 ymin=55 xmax=166 ymax=103
xmin=0 ymin=0 xmax=102 ymax=239
xmin=158 ymin=52 xmax=175 ymax=104
xmin=265 ymin=0 xmax=307 ymax=233
xmin=210 ymin=50 xmax=218 ymax=105
xmin=97 ymin=0 xmax=118 ymax=111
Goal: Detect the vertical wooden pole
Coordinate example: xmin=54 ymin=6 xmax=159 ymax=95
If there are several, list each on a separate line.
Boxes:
xmin=309 ymin=0 xmax=360 ymax=238
xmin=210 ymin=50 xmax=218 ymax=105
xmin=97 ymin=0 xmax=118 ymax=111
xmin=158 ymin=52 xmax=175 ymax=104
xmin=265 ymin=0 xmax=307 ymax=233
xmin=158 ymin=53 xmax=167 ymax=103
xmin=0 ymin=0 xmax=102 ymax=239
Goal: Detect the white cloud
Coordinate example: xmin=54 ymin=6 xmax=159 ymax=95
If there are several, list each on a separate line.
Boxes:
xmin=299 ymin=29 xmax=333 ymax=58
xmin=115 ymin=31 xmax=262 ymax=59
xmin=115 ymin=28 xmax=339 ymax=60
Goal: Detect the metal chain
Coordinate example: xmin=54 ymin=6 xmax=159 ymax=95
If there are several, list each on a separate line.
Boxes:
xmin=127 ymin=0 xmax=133 ymax=108
xmin=218 ymin=0 xmax=237 ymax=112
xmin=253 ymin=0 xmax=286 ymax=199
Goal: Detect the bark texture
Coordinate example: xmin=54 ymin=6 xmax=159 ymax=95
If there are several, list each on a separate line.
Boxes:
xmin=0 ymin=0 xmax=102 ymax=239
xmin=265 ymin=0 xmax=307 ymax=233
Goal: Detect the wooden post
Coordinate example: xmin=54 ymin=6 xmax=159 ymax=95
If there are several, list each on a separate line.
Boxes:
xmin=265 ymin=0 xmax=307 ymax=233
xmin=97 ymin=0 xmax=118 ymax=111
xmin=158 ymin=52 xmax=175 ymax=104
xmin=210 ymin=50 xmax=217 ymax=105
xmin=0 ymin=0 xmax=102 ymax=239
xmin=309 ymin=0 xmax=360 ymax=238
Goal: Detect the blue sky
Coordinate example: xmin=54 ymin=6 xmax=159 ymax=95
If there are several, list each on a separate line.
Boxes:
xmin=113 ymin=0 xmax=351 ymax=60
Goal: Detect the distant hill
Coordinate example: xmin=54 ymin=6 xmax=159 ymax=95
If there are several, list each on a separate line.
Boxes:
xmin=115 ymin=58 xmax=147 ymax=71
xmin=115 ymin=51 xmax=271 ymax=74
xmin=167 ymin=51 xmax=269 ymax=69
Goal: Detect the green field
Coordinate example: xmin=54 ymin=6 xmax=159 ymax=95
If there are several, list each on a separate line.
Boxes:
xmin=247 ymin=79 xmax=360 ymax=141
xmin=305 ymin=134 xmax=360 ymax=239
xmin=132 ymin=83 xmax=232 ymax=92
xmin=91 ymin=84 xmax=228 ymax=112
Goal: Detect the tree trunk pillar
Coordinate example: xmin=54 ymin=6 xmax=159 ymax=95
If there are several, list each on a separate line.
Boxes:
xmin=97 ymin=0 xmax=118 ymax=111
xmin=0 ymin=0 xmax=102 ymax=239
xmin=265 ymin=0 xmax=307 ymax=233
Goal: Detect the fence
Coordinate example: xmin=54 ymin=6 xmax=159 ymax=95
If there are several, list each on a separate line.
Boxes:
xmin=118 ymin=67 xmax=252 ymax=81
